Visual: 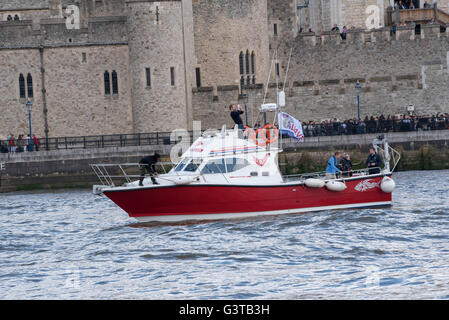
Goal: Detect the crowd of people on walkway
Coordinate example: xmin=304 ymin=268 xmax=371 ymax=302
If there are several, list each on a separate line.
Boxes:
xmin=0 ymin=134 xmax=40 ymax=153
xmin=302 ymin=113 xmax=449 ymax=138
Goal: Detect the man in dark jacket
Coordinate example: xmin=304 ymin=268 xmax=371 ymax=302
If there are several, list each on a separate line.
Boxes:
xmin=139 ymin=153 xmax=160 ymax=186
xmin=230 ymin=104 xmax=244 ymax=130
xmin=366 ymin=147 xmax=383 ymax=175
xmin=340 ymin=153 xmax=353 ymax=177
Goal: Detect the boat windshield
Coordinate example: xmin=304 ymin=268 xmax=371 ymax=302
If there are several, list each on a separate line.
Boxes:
xmin=183 ymin=159 xmax=202 ymax=172
xmin=174 ymin=158 xmax=189 ymax=172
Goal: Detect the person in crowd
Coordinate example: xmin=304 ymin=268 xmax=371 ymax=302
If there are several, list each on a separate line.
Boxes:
xmin=139 ymin=153 xmax=160 ymax=186
xmin=26 ymin=134 xmax=33 ymax=152
xmin=326 ymin=151 xmax=342 ymax=180
xmin=331 ymin=24 xmax=340 ymax=32
xmin=17 ymin=135 xmax=25 ymax=152
xmin=229 ymin=104 xmax=245 ymax=130
xmin=366 ymin=146 xmax=383 ymax=175
xmin=341 ymin=26 xmax=347 ymax=40
xmin=33 ymin=135 xmax=40 ymax=152
xmin=424 ymin=1 xmax=431 ymax=8
xmin=8 ymin=134 xmax=16 ymax=153
xmin=340 ymin=153 xmax=353 ymax=177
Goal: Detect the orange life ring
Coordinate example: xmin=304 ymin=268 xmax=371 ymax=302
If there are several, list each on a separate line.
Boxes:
xmin=244 ymin=125 xmax=278 ymax=146
xmin=259 ymin=124 xmax=279 ymax=146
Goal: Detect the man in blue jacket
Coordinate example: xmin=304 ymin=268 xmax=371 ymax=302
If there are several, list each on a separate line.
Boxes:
xmin=326 ymin=151 xmax=342 ymax=179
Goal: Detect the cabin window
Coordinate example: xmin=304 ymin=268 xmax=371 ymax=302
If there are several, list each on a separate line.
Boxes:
xmin=225 ymin=158 xmax=250 ymax=173
xmin=183 ymin=160 xmax=202 ymax=172
xmin=174 ymin=158 xmax=189 ymax=172
xmin=201 ymin=159 xmax=226 ymax=174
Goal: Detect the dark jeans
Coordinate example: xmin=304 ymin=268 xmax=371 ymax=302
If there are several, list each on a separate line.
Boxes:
xmin=139 ymin=165 xmax=157 ymax=186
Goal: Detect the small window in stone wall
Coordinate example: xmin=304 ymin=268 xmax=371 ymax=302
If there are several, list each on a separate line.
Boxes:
xmin=82 ymin=53 xmax=87 ymax=63
xmin=104 ymin=71 xmax=111 ymax=95
xmin=19 ymin=74 xmax=26 ymax=99
xmin=27 ymin=73 xmax=33 ymax=98
xmin=239 ymin=50 xmax=256 ymax=86
xmin=146 ymin=68 xmax=151 ymax=88
xmin=111 ymin=70 xmax=118 ymax=94
xmin=274 ymin=23 xmax=278 ymax=36
xmin=170 ymin=67 xmax=175 ymax=86
xmin=195 ymin=67 xmax=201 ymax=88
xmin=245 ymin=50 xmax=250 ymax=75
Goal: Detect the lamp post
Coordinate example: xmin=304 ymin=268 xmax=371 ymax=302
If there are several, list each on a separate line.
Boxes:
xmin=26 ymin=99 xmax=34 ymax=151
xmin=355 ymin=81 xmax=362 ymax=134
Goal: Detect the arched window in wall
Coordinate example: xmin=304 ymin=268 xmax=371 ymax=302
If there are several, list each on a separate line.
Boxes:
xmin=104 ymin=71 xmax=111 ymax=95
xmin=239 ymin=50 xmax=256 ymax=87
xmin=111 ymin=70 xmax=118 ymax=94
xmin=245 ymin=50 xmax=250 ymax=75
xmin=26 ymin=73 xmax=33 ymax=98
xmin=19 ymin=74 xmax=26 ymax=99
xmin=239 ymin=52 xmax=244 ymax=76
xmin=251 ymin=51 xmax=255 ymax=83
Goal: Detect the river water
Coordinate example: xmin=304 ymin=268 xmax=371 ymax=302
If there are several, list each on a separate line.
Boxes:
xmin=0 ymin=170 xmax=448 ymax=299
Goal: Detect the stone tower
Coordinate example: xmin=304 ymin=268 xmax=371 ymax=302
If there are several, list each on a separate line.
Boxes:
xmin=125 ymin=0 xmax=195 ymax=133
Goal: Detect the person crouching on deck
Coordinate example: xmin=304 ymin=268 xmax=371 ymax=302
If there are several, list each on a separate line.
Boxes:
xmin=139 ymin=153 xmax=160 ymax=186
xmin=326 ymin=151 xmax=342 ymax=180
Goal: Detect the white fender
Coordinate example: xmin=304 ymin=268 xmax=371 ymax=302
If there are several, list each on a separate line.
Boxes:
xmin=325 ymin=180 xmax=347 ymax=192
xmin=172 ymin=176 xmax=195 ymax=185
xmin=380 ymin=176 xmax=395 ymax=193
xmin=305 ymin=178 xmax=325 ymax=188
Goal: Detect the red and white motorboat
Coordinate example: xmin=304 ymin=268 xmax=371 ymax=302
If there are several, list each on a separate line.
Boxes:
xmin=91 ymin=111 xmax=400 ymax=222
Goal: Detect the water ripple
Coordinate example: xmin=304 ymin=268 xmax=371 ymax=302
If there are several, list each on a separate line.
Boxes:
xmin=1 ymin=170 xmax=449 ymax=299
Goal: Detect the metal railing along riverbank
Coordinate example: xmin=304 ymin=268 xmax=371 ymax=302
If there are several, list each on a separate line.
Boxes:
xmin=1 ymin=127 xmax=449 ymax=155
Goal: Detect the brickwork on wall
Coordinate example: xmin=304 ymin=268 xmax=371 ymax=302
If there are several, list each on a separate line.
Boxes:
xmin=193 ymin=0 xmax=270 ymax=90
xmin=126 ymin=0 xmax=192 ymax=133
xmin=0 ymin=0 xmax=449 ymax=138
xmin=192 ymin=23 xmax=449 ymax=128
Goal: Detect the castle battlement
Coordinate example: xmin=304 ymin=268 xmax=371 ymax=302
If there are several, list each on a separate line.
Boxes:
xmin=295 ymin=24 xmax=449 ymax=48
xmin=0 ymin=15 xmax=127 ymax=49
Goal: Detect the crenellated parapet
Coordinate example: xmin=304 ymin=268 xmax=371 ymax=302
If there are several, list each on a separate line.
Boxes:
xmin=294 ymin=24 xmax=449 ymax=48
xmin=0 ymin=15 xmax=128 ymax=49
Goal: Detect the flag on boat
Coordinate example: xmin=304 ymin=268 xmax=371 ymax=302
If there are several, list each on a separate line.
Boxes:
xmin=278 ymin=112 xmax=304 ymax=141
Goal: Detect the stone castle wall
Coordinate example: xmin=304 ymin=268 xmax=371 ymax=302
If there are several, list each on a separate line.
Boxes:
xmin=192 ymin=0 xmax=270 ymax=89
xmin=1 ymin=0 xmax=449 ymax=139
xmin=125 ymin=0 xmax=193 ymax=133
xmin=192 ymin=23 xmax=449 ymax=129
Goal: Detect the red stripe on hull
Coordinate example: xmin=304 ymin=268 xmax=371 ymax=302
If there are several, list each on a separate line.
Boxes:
xmin=103 ymin=176 xmax=391 ymax=219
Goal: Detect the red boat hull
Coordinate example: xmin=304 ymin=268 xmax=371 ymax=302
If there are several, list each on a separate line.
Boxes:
xmin=103 ymin=175 xmax=392 ymax=222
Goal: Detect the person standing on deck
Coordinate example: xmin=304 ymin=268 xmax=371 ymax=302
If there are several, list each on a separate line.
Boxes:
xmin=230 ymin=104 xmax=244 ymax=130
xmin=326 ymin=151 xmax=342 ymax=179
xmin=366 ymin=146 xmax=383 ymax=175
